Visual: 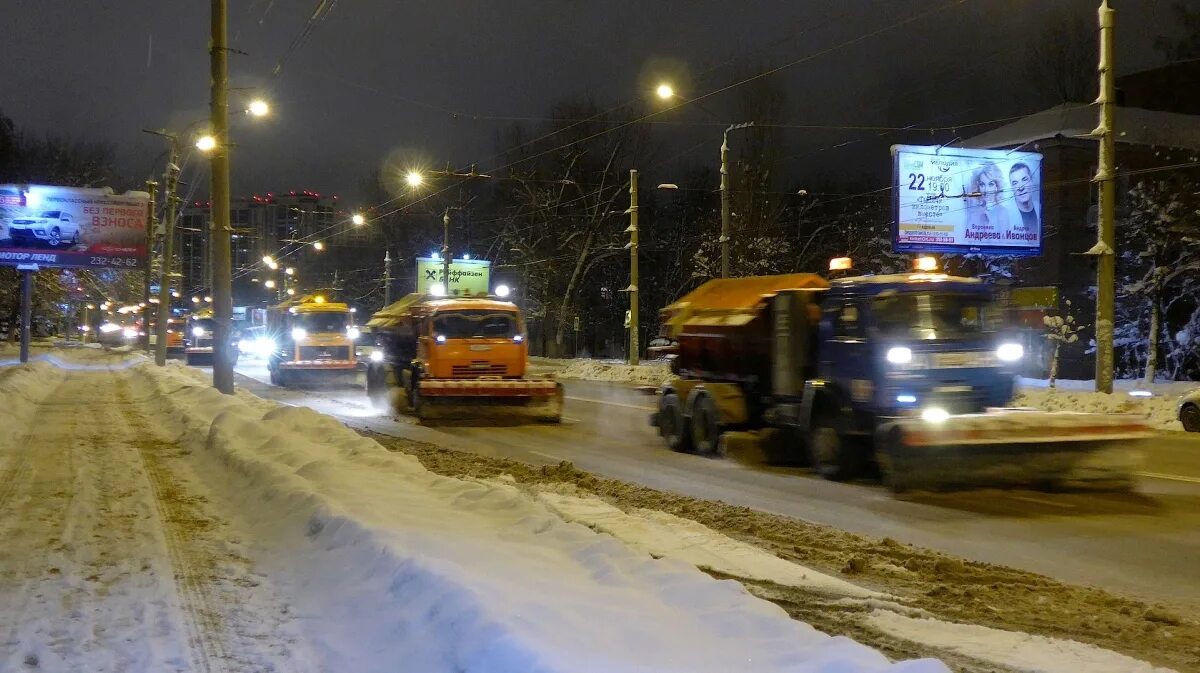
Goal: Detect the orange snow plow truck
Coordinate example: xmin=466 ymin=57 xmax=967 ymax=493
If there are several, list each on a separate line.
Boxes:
xmin=364 ymin=293 xmax=563 ymax=422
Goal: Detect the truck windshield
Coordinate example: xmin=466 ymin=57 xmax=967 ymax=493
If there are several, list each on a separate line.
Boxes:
xmin=297 ymin=312 xmax=348 ymax=333
xmin=432 ymin=311 xmax=517 ymax=339
xmin=873 ymin=293 xmax=990 ymax=339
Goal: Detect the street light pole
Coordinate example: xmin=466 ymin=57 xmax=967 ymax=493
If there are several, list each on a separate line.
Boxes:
xmin=626 ymin=169 xmax=640 ymax=366
xmin=442 ymin=210 xmax=451 ymax=294
xmin=210 ymin=0 xmax=234 ymax=394
xmin=1093 ymin=0 xmax=1116 ymax=394
xmin=143 ymin=180 xmax=158 ymax=353
xmin=383 ymin=249 xmax=393 ymax=305
xmin=719 ymin=122 xmax=754 ymax=279
xmin=155 ymin=145 xmax=180 ymax=366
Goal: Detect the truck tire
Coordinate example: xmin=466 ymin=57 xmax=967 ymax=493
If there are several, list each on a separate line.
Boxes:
xmin=366 ymin=364 xmax=390 ymax=410
xmin=658 ymin=392 xmax=692 ymax=452
xmin=688 ymin=391 xmax=722 ymax=455
xmin=808 ymin=412 xmax=864 ymax=481
xmin=874 ymin=424 xmax=910 ymax=493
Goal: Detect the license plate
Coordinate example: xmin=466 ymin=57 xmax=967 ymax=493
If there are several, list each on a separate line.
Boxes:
xmin=934 ymin=352 xmax=983 ymax=368
xmin=469 ymin=345 xmax=492 ymax=352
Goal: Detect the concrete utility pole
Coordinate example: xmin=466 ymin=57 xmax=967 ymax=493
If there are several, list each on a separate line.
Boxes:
xmin=383 ymin=249 xmax=393 ymax=305
xmin=143 ymin=180 xmax=158 ymax=353
xmin=626 ymin=169 xmax=640 ymax=365
xmin=1093 ymin=0 xmax=1116 ymax=394
xmin=719 ymin=122 xmax=754 ymax=279
xmin=442 ymin=210 xmax=451 ymax=294
xmin=210 ymin=0 xmax=234 ymax=394
xmin=155 ymin=145 xmax=180 ymax=366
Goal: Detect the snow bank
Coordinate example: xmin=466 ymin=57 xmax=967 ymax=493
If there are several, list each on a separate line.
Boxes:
xmin=542 ymin=358 xmax=672 ymax=386
xmin=0 ymin=361 xmax=64 ymax=445
xmin=129 ymin=360 xmax=946 ymax=673
xmin=1014 ymin=379 xmax=1189 ymax=432
xmin=866 ymin=610 xmax=1177 ymax=673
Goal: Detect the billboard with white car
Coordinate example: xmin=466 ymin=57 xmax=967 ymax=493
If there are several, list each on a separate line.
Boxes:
xmin=0 ymin=184 xmax=149 ymax=269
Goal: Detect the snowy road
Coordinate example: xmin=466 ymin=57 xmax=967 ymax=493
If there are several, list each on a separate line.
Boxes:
xmin=230 ymin=360 xmax=1200 ymax=611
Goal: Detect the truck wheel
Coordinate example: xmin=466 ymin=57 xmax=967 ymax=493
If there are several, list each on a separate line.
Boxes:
xmin=688 ymin=391 xmax=722 ymax=455
xmin=658 ymin=392 xmax=692 ymax=452
xmin=875 ymin=425 xmax=910 ymax=493
xmin=1181 ymin=403 xmax=1200 ymax=432
xmin=366 ymin=364 xmax=390 ymax=410
xmin=808 ymin=414 xmax=863 ymax=481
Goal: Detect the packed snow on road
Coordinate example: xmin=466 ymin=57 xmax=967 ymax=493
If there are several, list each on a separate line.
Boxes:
xmin=0 ymin=349 xmax=948 ymax=673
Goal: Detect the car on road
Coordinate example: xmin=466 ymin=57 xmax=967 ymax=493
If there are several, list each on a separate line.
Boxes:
xmin=1178 ymin=390 xmax=1200 ymax=432
xmin=7 ymin=210 xmax=81 ymax=248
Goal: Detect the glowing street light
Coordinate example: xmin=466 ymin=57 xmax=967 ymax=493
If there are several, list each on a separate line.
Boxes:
xmin=405 ymin=171 xmax=424 ymax=188
xmin=195 ymin=135 xmax=217 ymax=152
xmin=191 ymin=296 xmax=200 ymax=304
xmin=285 ymin=267 xmax=295 ymax=276
xmin=313 ymin=241 xmax=325 ymax=251
xmin=264 ymin=280 xmax=276 ymax=289
xmin=655 ymin=83 xmax=675 ymax=100
xmin=262 ymin=255 xmax=274 ymax=265
xmin=351 ymin=213 xmax=366 ymax=226
xmin=203 ymin=295 xmax=213 ymax=303
xmin=267 ymin=261 xmax=279 ymax=270
xmin=286 ymin=288 xmax=296 ymax=296
xmin=247 ymin=99 xmax=270 ymax=117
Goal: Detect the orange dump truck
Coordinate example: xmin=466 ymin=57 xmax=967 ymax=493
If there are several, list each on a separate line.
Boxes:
xmin=364 ymin=293 xmax=562 ymax=422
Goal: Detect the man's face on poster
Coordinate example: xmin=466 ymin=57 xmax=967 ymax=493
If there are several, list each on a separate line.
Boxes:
xmin=1011 ymin=166 xmax=1034 ymax=210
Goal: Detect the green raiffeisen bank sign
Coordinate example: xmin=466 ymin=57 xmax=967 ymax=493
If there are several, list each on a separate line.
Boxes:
xmin=416 ymin=256 xmax=492 ymax=296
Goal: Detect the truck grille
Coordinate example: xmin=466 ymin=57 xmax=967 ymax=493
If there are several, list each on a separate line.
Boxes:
xmin=299 ymin=345 xmax=350 ymax=361
xmin=452 ymin=362 xmax=507 ymax=377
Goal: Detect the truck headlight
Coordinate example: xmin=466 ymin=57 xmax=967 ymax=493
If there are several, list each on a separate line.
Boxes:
xmin=122 ymin=327 xmax=137 ymax=339
xmin=921 ymin=407 xmax=950 ymax=424
xmin=369 ymin=349 xmax=384 ymax=363
xmin=292 ymin=327 xmax=307 ymax=340
xmin=192 ymin=326 xmax=206 ymax=337
xmin=347 ymin=327 xmax=361 ymax=340
xmin=886 ymin=346 xmax=913 ymax=364
xmin=996 ymin=342 xmax=1024 ymax=362
xmin=435 ymin=334 xmax=446 ymax=344
xmin=256 ymin=338 xmax=276 ymax=355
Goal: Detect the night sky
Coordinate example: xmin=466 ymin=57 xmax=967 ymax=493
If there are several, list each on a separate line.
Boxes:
xmin=0 ymin=1 xmax=1181 ymax=204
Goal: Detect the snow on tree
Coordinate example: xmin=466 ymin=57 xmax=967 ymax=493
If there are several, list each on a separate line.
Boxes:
xmin=1117 ymin=176 xmax=1200 ymax=382
xmin=1043 ymin=300 xmax=1086 ymax=388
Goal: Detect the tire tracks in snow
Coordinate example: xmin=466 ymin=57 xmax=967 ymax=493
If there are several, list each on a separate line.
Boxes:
xmin=114 ymin=377 xmax=233 ymax=673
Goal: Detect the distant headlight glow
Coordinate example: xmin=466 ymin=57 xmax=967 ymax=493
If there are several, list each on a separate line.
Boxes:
xmin=996 ymin=342 xmax=1024 ymax=362
xmin=921 ymin=407 xmax=950 ymax=424
xmin=192 ymin=326 xmax=206 ymax=337
xmin=886 ymin=346 xmax=913 ymax=364
xmin=369 ymin=349 xmax=384 ymax=363
xmin=122 ymin=327 xmax=138 ymax=339
xmin=291 ymin=327 xmax=307 ymax=340
xmin=347 ymin=327 xmax=361 ymax=340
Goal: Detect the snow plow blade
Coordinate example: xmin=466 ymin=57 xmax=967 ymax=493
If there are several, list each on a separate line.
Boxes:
xmin=412 ymin=379 xmax=564 ymax=423
xmin=876 ymin=411 xmax=1151 ymax=493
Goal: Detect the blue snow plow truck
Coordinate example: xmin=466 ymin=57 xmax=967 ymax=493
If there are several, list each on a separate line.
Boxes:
xmin=650 ymin=269 xmax=1149 ymax=493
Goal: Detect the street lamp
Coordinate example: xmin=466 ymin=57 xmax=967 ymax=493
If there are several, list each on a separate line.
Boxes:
xmin=195 ymin=135 xmax=217 ymax=152
xmin=247 ymin=99 xmax=270 ymax=117
xmin=285 ymin=267 xmax=295 ymax=276
xmin=655 ymin=83 xmax=675 ymax=100
xmin=313 ymin=241 xmax=325 ymax=251
xmin=352 ymin=213 xmax=366 ymax=226
xmin=262 ymin=255 xmax=274 ymax=265
xmin=405 ymin=171 xmax=424 ymax=188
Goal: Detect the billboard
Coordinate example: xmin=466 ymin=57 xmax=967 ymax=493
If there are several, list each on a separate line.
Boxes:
xmin=891 ymin=145 xmax=1043 ymax=256
xmin=415 ymin=257 xmax=492 ymax=296
xmin=0 ymin=184 xmax=150 ymax=269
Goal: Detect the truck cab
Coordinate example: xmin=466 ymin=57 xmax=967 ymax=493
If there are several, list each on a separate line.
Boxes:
xmin=418 ymin=298 xmax=528 ymax=379
xmin=817 ymin=274 xmax=1020 ymax=424
xmin=266 ymin=295 xmax=357 ymax=386
xmin=184 ymin=310 xmax=216 ymax=365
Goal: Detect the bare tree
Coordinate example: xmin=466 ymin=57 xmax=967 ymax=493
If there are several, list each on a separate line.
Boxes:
xmin=1022 ymin=11 xmax=1099 ymax=104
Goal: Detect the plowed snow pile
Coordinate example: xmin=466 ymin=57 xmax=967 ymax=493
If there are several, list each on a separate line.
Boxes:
xmin=1014 ymin=378 xmax=1193 ymax=432
xmin=540 ymin=357 xmax=671 ymax=386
